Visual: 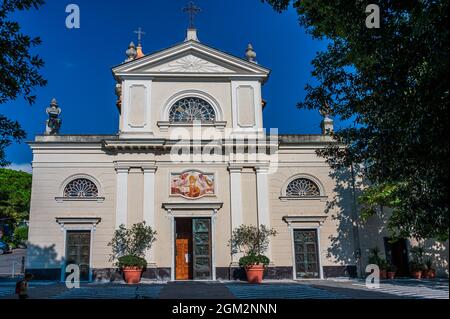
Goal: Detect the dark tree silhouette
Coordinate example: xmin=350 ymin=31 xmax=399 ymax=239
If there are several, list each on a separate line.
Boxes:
xmin=0 ymin=0 xmax=46 ymax=166
xmin=263 ymin=0 xmax=449 ymax=240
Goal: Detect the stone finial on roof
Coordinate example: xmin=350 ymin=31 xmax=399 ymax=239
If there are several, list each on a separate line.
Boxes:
xmin=136 ymin=44 xmax=144 ymax=59
xmin=125 ymin=42 xmax=137 ymax=62
xmin=245 ymin=43 xmax=257 ymax=63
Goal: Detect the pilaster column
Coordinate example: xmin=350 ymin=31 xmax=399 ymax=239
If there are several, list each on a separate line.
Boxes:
xmin=255 ymin=166 xmax=272 ymax=260
xmin=114 ymin=164 xmax=129 ymax=229
xmin=143 ymin=165 xmax=157 ymax=266
xmin=228 ymin=165 xmax=243 ymax=264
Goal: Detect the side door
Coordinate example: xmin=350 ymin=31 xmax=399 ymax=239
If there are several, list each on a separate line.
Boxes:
xmin=65 ymin=230 xmax=91 ymax=282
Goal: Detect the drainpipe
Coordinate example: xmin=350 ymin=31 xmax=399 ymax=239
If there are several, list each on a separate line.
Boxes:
xmin=350 ymin=163 xmax=364 ymax=278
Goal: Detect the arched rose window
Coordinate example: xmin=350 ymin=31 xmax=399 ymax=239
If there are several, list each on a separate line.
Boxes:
xmin=169 ymin=97 xmax=216 ymax=123
xmin=285 ymin=178 xmax=320 ymax=197
xmin=64 ymin=178 xmax=98 ymax=198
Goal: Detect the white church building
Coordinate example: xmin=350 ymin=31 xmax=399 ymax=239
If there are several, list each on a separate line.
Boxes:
xmin=25 ymin=26 xmax=448 ymax=282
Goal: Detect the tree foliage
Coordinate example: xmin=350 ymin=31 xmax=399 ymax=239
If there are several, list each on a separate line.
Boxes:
xmin=0 ymin=0 xmax=46 ymax=166
xmin=0 ymin=168 xmax=32 ymax=225
xmin=108 ymin=222 xmax=157 ymax=263
xmin=13 ymin=224 xmax=28 ymax=245
xmin=0 ymin=115 xmax=25 ymax=167
xmin=228 ymin=224 xmax=277 ymax=257
xmin=263 ymin=1 xmax=449 ymax=240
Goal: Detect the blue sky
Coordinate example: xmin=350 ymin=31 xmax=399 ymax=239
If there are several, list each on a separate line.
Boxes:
xmin=3 ymin=0 xmax=331 ymax=172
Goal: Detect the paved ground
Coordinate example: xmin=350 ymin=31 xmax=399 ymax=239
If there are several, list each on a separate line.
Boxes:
xmin=0 ymin=278 xmax=447 ymax=300
xmin=0 ymin=249 xmax=26 ymax=276
xmin=307 ymin=278 xmax=449 ymax=299
xmin=158 ymin=281 xmax=235 ymax=299
xmin=225 ymin=282 xmax=347 ymax=299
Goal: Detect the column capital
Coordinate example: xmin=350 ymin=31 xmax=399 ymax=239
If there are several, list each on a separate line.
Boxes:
xmin=255 ymin=166 xmax=269 ymax=174
xmin=115 ymin=166 xmax=130 ymax=173
xmin=142 ymin=166 xmax=157 ymax=173
xmin=142 ymin=161 xmax=157 ymax=171
xmin=228 ymin=164 xmax=243 ymax=173
xmin=114 ymin=161 xmax=130 ymax=172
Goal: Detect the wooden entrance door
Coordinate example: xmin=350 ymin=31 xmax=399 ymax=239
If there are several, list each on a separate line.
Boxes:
xmin=294 ymin=229 xmax=320 ymax=278
xmin=174 ymin=218 xmax=212 ymax=280
xmin=175 ymin=218 xmax=193 ymax=280
xmin=384 ymin=238 xmax=409 ymax=277
xmin=176 ymin=238 xmax=190 ymax=280
xmin=65 ymin=230 xmax=91 ymax=281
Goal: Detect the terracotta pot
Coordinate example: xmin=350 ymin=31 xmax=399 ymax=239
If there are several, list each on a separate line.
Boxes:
xmin=429 ymin=269 xmax=436 ymax=279
xmin=380 ymin=270 xmax=387 ymax=279
xmin=412 ymin=271 xmax=422 ymax=279
xmin=387 ymin=272 xmax=396 ymax=280
xmin=245 ymin=265 xmax=265 ymax=284
xmin=425 ymin=269 xmax=436 ymax=279
xmin=122 ymin=267 xmax=143 ymax=284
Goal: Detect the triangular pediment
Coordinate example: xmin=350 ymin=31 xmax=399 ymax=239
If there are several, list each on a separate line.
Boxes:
xmin=112 ymin=40 xmax=270 ymax=79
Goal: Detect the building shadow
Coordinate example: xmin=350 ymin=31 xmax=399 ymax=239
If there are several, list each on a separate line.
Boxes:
xmin=25 ymin=243 xmax=62 ymax=280
xmin=324 ymin=165 xmax=369 ymax=278
xmin=325 ymin=165 xmax=449 ymax=279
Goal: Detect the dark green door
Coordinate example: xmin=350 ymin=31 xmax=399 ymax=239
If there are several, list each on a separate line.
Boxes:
xmin=65 ymin=230 xmax=91 ymax=281
xmin=294 ymin=229 xmax=319 ymax=278
xmin=192 ymin=219 xmax=212 ymax=280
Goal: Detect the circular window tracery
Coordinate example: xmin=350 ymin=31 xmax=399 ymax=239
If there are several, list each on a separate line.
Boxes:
xmin=169 ymin=97 xmax=216 ymax=123
xmin=285 ymin=178 xmax=320 ymax=197
xmin=64 ymin=178 xmax=99 ymax=198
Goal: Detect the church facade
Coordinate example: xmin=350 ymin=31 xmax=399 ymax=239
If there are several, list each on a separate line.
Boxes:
xmin=26 ymin=28 xmax=448 ymax=281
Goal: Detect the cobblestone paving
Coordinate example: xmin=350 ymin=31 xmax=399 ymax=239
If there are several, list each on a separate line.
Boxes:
xmin=225 ymin=283 xmax=349 ymax=299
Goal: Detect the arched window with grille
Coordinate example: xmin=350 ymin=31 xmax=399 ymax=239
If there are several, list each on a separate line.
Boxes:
xmin=64 ymin=178 xmax=99 ymax=198
xmin=285 ymin=178 xmax=321 ymax=198
xmin=168 ymin=97 xmax=216 ymax=123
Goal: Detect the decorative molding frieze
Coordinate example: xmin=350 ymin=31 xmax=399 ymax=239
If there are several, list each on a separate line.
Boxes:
xmin=283 ymin=215 xmax=327 ymax=227
xmin=156 ymin=55 xmax=233 ymax=73
xmin=162 ymin=202 xmax=223 ymax=211
xmin=55 ymin=217 xmax=101 ymax=231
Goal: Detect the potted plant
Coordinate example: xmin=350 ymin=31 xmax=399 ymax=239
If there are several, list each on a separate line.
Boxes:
xmin=410 ymin=246 xmax=425 ymax=279
xmin=379 ymin=258 xmax=388 ymax=279
xmin=387 ymin=263 xmax=397 ymax=279
xmin=228 ymin=224 xmax=277 ymax=284
xmin=108 ymin=222 xmax=157 ymax=284
xmin=410 ymin=262 xmax=424 ymax=279
xmin=424 ymin=257 xmax=436 ymax=279
xmin=368 ymin=247 xmax=388 ymax=279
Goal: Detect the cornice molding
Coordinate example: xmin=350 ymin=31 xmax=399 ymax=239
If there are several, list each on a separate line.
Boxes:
xmin=282 ymin=215 xmax=327 ymax=226
xmin=162 ymin=202 xmax=223 ymax=211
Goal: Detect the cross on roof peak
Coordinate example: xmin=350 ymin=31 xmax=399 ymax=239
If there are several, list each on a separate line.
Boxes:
xmin=183 ymin=1 xmax=201 ymax=29
xmin=134 ymin=27 xmax=145 ymax=46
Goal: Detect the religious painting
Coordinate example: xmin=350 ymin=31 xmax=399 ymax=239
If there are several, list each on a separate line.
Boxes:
xmin=170 ymin=171 xmax=215 ymax=199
